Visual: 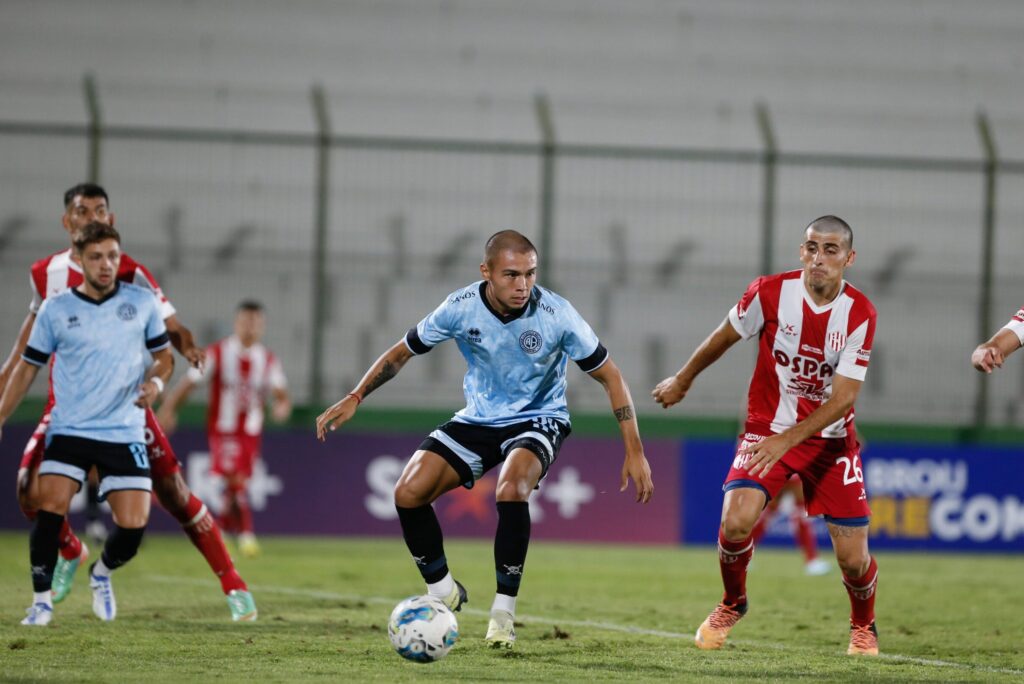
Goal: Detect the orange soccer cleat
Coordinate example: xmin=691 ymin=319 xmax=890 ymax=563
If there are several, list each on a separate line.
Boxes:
xmin=695 ymin=601 xmax=747 ymax=650
xmin=847 ymin=622 xmax=879 ymax=656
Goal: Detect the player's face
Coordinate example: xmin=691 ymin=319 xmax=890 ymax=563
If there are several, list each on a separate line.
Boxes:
xmin=480 ymin=249 xmax=537 ymax=314
xmin=235 ymin=309 xmax=266 ymax=346
xmin=63 ymin=195 xmax=114 ymax=235
xmin=799 ymin=228 xmax=855 ymax=295
xmin=77 ymin=238 xmax=121 ymax=295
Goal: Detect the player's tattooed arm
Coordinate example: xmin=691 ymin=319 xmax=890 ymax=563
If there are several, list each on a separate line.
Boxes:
xmin=362 ymin=361 xmax=397 ymax=398
xmin=614 ymin=405 xmax=634 ymax=422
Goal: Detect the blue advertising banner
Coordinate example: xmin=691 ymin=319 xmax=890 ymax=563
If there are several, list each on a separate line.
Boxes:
xmin=680 ymin=438 xmax=1024 ymax=552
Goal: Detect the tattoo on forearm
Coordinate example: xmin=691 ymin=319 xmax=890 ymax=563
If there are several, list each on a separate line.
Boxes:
xmin=614 ymin=405 xmax=634 ymax=423
xmin=362 ymin=361 xmax=396 ymax=398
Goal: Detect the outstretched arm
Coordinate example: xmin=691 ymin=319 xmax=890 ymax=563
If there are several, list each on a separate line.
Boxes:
xmin=741 ymin=374 xmax=863 ymax=478
xmin=155 ymin=372 xmax=197 ymax=435
xmin=0 ymin=312 xmax=36 ymax=401
xmin=164 ymin=314 xmax=205 ymax=370
xmin=589 ymin=358 xmax=653 ymax=503
xmin=972 ymin=328 xmax=1021 ymax=373
xmin=0 ymin=359 xmax=42 ymax=441
xmin=652 ymin=316 xmax=743 ymax=408
xmin=315 ymin=340 xmax=415 ymax=441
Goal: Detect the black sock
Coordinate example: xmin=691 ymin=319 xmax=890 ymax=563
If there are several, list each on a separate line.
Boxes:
xmin=396 ymin=505 xmax=449 ymax=583
xmin=30 ymin=510 xmax=64 ymax=593
xmin=98 ymin=526 xmax=146 ymax=572
xmin=494 ymin=501 xmax=530 ymax=597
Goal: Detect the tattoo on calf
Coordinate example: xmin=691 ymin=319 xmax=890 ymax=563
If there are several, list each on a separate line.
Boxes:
xmin=363 ymin=361 xmax=396 ymax=398
xmin=614 ymin=405 xmax=634 ymax=422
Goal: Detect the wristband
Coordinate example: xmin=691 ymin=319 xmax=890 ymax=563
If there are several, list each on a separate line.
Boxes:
xmin=346 ymin=392 xmax=363 ymax=405
xmin=149 ymin=376 xmax=165 ymax=394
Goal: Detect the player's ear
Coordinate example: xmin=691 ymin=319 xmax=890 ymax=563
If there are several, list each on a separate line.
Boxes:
xmin=108 ymin=212 xmax=116 ymax=228
xmin=70 ymin=250 xmax=82 ymax=266
xmin=479 ymin=261 xmax=489 ymax=280
xmin=846 ymin=249 xmax=856 ymax=268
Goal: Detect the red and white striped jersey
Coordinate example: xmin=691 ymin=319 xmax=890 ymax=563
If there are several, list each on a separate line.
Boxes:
xmin=1001 ymin=308 xmax=1024 ymax=344
xmin=187 ymin=335 xmax=287 ymax=436
xmin=29 ymin=248 xmax=175 ymax=319
xmin=728 ymin=269 xmax=876 ymax=439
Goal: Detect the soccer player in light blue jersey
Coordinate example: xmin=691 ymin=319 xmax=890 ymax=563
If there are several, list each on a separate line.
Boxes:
xmin=317 ymin=230 xmax=654 ymax=648
xmin=0 ymin=222 xmax=174 ymax=626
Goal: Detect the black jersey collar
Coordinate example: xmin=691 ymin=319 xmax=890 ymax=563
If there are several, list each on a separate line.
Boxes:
xmin=72 ymin=282 xmax=121 ymax=306
xmin=479 ymin=281 xmax=532 ymax=325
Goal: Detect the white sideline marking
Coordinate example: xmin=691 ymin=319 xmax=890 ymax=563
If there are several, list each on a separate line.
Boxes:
xmin=149 ymin=574 xmax=1024 ymax=677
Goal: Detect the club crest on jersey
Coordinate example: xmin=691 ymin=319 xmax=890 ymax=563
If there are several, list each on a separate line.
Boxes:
xmin=117 ymin=302 xmax=137 ymax=321
xmin=827 ymin=331 xmax=846 ymax=352
xmin=519 ymin=330 xmax=542 ymax=354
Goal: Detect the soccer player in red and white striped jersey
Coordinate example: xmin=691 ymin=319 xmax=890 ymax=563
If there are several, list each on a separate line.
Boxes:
xmin=653 ymin=215 xmax=880 ymax=656
xmin=158 ymin=301 xmax=291 ymax=558
xmin=972 ymin=308 xmax=1024 ymax=373
xmin=0 ymin=184 xmax=257 ymax=621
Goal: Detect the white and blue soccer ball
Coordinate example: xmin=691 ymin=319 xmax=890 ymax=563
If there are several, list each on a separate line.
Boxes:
xmin=387 ymin=595 xmax=459 ymax=663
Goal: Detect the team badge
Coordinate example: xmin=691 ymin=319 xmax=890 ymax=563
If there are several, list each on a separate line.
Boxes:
xmin=827 ymin=330 xmax=846 ymax=352
xmin=519 ymin=330 xmax=542 ymax=354
xmin=117 ymin=302 xmax=137 ymax=321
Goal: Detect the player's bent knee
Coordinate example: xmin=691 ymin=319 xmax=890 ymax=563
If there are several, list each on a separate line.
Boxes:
xmin=494 ymin=479 xmax=532 ymax=502
xmin=836 ymin=552 xmax=871 ymax=578
xmin=393 ymin=480 xmax=432 ymax=509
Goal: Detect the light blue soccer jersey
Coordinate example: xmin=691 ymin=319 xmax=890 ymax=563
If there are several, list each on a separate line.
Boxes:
xmin=405 ymin=282 xmax=608 ymax=427
xmin=23 ymin=283 xmax=170 ymax=443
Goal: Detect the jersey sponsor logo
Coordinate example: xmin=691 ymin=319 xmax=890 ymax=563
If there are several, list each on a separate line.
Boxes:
xmin=537 ymin=301 xmax=555 ymax=315
xmin=449 ymin=290 xmax=476 ymax=304
xmin=467 ymin=327 xmax=482 ymax=343
xmin=519 ymin=330 xmax=542 ymax=354
xmin=772 ymin=350 xmax=835 ymax=379
xmin=117 ymin=302 xmax=137 ymax=321
xmin=67 ymin=314 xmax=80 ymax=329
xmin=856 ymin=348 xmax=871 ymax=361
xmin=800 ymin=343 xmax=823 ymax=356
xmin=827 ymin=330 xmax=846 ymax=352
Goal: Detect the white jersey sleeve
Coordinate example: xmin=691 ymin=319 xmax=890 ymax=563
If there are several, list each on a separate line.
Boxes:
xmin=1001 ymin=308 xmax=1024 ymax=345
xmin=728 ymin=277 xmax=767 ymax=340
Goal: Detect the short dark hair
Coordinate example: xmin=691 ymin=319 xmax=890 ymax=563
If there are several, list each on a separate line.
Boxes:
xmin=64 ymin=183 xmax=109 ymax=208
xmin=237 ymin=300 xmax=264 ymax=313
xmin=484 ymin=230 xmax=537 ymax=266
xmin=72 ymin=221 xmax=121 ymax=253
xmin=807 ymin=215 xmax=853 ymax=249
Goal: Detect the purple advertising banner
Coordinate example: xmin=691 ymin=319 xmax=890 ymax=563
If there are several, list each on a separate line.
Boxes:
xmin=0 ymin=426 xmax=680 ymax=544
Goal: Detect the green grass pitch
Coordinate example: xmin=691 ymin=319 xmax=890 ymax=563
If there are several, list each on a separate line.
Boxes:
xmin=1 ymin=531 xmax=1021 ymax=682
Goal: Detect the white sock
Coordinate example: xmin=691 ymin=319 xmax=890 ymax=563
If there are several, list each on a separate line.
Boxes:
xmin=34 ymin=591 xmax=53 ymax=608
xmin=91 ymin=557 xmax=112 ymax=578
xmin=491 ymin=593 xmax=516 ymax=616
xmin=427 ymin=572 xmax=454 ymax=598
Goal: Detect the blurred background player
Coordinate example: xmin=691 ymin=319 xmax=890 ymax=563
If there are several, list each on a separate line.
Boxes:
xmin=749 ymin=475 xmax=830 ymax=576
xmin=0 ymin=222 xmax=173 ymax=625
xmin=972 ymin=307 xmax=1024 ymax=373
xmin=0 ymin=183 xmax=257 ymax=621
xmin=316 ymin=230 xmax=653 ymax=649
xmin=158 ymin=301 xmax=291 ymax=558
xmin=653 ymin=216 xmax=879 ymax=656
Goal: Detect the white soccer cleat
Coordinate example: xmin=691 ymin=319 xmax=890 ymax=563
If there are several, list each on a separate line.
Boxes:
xmin=805 ymin=558 xmax=831 ymax=576
xmin=90 ymin=571 xmax=117 ymax=621
xmin=20 ymin=602 xmax=53 ymax=626
xmin=485 ymin=609 xmax=516 ymax=649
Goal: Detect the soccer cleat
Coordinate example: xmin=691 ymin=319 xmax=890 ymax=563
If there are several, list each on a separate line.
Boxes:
xmin=20 ymin=603 xmax=53 ymax=626
xmin=804 ymin=558 xmax=831 ymax=576
xmin=89 ymin=570 xmax=117 ymax=621
xmin=227 ymin=589 xmax=258 ymax=622
xmin=441 ymin=579 xmax=468 ymax=612
xmin=695 ymin=601 xmax=748 ymax=650
xmin=238 ymin=533 xmax=261 ymax=559
xmin=485 ymin=609 xmax=516 ymax=649
xmin=52 ymin=542 xmax=89 ymax=603
xmin=847 ymin=622 xmax=879 ymax=656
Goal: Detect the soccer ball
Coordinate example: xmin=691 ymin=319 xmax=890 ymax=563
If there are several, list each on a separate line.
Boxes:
xmin=387 ymin=595 xmax=459 ymax=663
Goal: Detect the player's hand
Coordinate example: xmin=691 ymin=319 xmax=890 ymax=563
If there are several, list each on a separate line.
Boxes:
xmin=739 ymin=433 xmax=793 ymax=479
xmin=272 ymin=400 xmax=291 ymax=423
xmin=620 ymin=453 xmax=654 ymax=503
xmin=971 ymin=345 xmax=1004 ymax=373
xmin=651 ymin=375 xmax=690 ymax=409
xmin=183 ymin=345 xmax=206 ymax=371
xmin=315 ymin=395 xmax=359 ymax=441
xmin=135 ymin=380 xmax=161 ymax=408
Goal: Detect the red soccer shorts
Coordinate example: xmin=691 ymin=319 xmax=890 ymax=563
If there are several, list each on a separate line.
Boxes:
xmin=20 ymin=404 xmax=181 ymax=480
xmin=723 ymin=422 xmax=871 ymax=524
xmin=209 ymin=433 xmax=261 ymax=480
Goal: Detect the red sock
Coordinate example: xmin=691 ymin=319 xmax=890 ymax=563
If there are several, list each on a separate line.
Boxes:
xmin=750 ymin=511 xmax=769 ymax=546
xmin=177 ymin=494 xmax=247 ymax=594
xmin=219 ymin=490 xmax=239 ymax=534
xmin=718 ymin=530 xmax=754 ymax=606
xmin=58 ymin=518 xmax=83 ymax=560
xmin=791 ymin=512 xmax=818 ymax=562
xmin=842 ymin=556 xmax=878 ymax=626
